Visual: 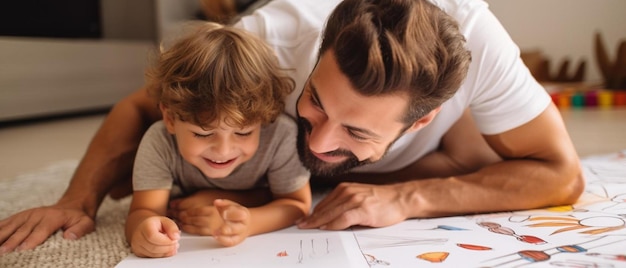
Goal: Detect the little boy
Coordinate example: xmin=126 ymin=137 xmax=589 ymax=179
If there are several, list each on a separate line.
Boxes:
xmin=125 ymin=22 xmax=311 ymax=258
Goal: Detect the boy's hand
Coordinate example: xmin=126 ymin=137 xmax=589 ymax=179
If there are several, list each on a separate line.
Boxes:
xmin=212 ymin=199 xmax=251 ymax=247
xmin=131 ymin=216 xmax=180 ymax=258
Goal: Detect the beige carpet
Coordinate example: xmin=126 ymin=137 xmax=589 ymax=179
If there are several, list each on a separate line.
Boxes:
xmin=0 ymin=160 xmax=131 ymax=268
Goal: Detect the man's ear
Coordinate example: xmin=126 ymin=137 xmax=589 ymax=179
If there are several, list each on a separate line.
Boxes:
xmin=404 ymin=106 xmax=442 ymax=134
xmin=160 ymin=103 xmax=176 ymax=134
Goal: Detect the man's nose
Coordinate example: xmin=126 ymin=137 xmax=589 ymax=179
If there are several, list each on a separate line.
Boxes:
xmin=307 ymin=119 xmax=342 ymax=154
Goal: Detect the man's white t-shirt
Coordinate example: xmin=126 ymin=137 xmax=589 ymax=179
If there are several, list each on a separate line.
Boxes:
xmin=235 ymin=0 xmax=550 ymax=173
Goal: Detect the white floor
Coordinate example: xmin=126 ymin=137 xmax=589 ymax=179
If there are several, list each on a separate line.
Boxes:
xmin=1 ymin=108 xmax=625 ymax=179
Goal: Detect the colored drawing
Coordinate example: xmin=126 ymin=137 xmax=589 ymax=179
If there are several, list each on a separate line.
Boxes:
xmin=417 ymin=252 xmax=449 ymax=263
xmin=433 ymin=225 xmax=468 ymax=231
xmin=456 ymin=243 xmax=492 ymax=251
xmin=526 ymin=215 xmax=625 ymax=235
xmin=363 ymin=254 xmax=390 ymax=266
xmin=546 ymin=205 xmax=578 ymax=212
xmin=478 ymin=221 xmax=546 ymax=244
xmin=482 ymin=236 xmax=626 ymax=267
xmin=507 ymin=205 xmax=589 ymax=223
xmin=407 ymin=223 xmax=469 ymax=231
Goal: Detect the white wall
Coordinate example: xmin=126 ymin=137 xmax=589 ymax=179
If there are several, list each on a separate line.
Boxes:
xmin=486 ymin=0 xmax=626 ymax=84
xmin=0 ymin=0 xmax=157 ymax=122
xmin=0 ymin=38 xmax=153 ymax=121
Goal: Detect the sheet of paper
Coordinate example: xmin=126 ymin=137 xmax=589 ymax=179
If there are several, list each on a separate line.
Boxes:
xmin=116 ymin=150 xmax=626 ymax=268
xmin=116 ymin=227 xmax=366 ymax=268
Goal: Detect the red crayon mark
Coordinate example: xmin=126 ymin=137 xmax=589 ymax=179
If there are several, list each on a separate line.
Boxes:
xmin=457 ymin=243 xmax=492 ymax=251
xmin=517 ymin=235 xmax=546 ymax=245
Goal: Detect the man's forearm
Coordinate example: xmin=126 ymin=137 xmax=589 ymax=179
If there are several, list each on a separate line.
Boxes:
xmin=310 ymin=149 xmax=497 ymax=187
xmin=400 ymin=158 xmax=584 ymax=219
xmin=58 ymin=89 xmax=161 ymax=218
xmin=175 ymin=188 xmax=274 ymax=208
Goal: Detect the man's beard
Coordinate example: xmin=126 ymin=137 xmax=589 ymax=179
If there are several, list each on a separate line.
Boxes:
xmin=296 ymin=117 xmax=371 ymax=177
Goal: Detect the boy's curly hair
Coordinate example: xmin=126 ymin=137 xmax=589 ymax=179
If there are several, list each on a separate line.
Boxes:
xmin=146 ymin=22 xmax=294 ymax=128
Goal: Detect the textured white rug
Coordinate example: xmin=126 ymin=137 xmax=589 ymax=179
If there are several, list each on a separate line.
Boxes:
xmin=0 ymin=160 xmax=131 ymax=268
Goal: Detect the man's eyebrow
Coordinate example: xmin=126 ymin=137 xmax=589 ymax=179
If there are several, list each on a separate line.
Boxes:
xmin=310 ymin=80 xmax=382 ymax=140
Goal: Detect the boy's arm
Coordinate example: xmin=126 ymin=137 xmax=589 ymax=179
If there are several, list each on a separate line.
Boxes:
xmin=125 ymin=189 xmax=171 ymax=242
xmin=247 ymin=182 xmax=312 ymax=236
xmin=212 ymin=183 xmax=312 ymax=247
xmin=179 ymin=183 xmax=311 ymax=244
xmin=0 ymin=88 xmax=161 ymax=253
xmin=126 ymin=189 xmax=181 ymax=258
xmin=168 ymin=188 xmax=274 ymax=215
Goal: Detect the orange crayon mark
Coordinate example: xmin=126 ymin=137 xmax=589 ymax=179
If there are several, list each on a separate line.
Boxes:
xmin=417 ymin=252 xmax=449 ymax=263
xmin=545 ymin=205 xmax=575 ymax=212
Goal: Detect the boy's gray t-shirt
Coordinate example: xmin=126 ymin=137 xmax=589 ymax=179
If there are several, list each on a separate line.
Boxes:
xmin=133 ymin=114 xmax=309 ymax=196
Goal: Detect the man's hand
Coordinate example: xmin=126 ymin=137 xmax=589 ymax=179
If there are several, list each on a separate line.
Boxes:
xmin=0 ymin=204 xmax=95 ymax=254
xmin=297 ymin=182 xmax=408 ymax=230
xmin=168 ymin=188 xmax=273 ymax=213
xmin=167 ymin=191 xmax=223 ymax=236
xmin=131 ymin=216 xmax=180 ymax=258
xmin=174 ymin=205 xmax=223 ymax=236
xmin=168 ymin=190 xmax=216 ymax=216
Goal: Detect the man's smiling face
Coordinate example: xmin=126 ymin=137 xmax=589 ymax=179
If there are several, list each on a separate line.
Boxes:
xmin=295 ymin=50 xmax=414 ymax=176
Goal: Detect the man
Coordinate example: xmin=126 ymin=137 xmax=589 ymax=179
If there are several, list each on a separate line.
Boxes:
xmin=0 ymin=0 xmax=583 ymax=253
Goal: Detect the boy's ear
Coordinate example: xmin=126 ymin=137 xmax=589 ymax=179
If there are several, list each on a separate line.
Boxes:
xmin=403 ymin=106 xmax=442 ymax=134
xmin=160 ymin=103 xmax=176 ymax=134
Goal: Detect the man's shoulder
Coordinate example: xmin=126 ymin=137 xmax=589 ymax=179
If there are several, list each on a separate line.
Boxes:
xmin=234 ymin=0 xmax=340 ymax=44
xmin=428 ymin=0 xmax=488 ymax=15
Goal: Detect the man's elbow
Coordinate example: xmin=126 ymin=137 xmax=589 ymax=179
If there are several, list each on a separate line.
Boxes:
xmin=556 ymin=161 xmax=585 ymax=206
xmin=562 ymin=172 xmax=585 ymax=205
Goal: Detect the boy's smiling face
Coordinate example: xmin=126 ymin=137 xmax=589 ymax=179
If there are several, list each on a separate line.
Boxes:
xmin=163 ymin=110 xmax=261 ymax=179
